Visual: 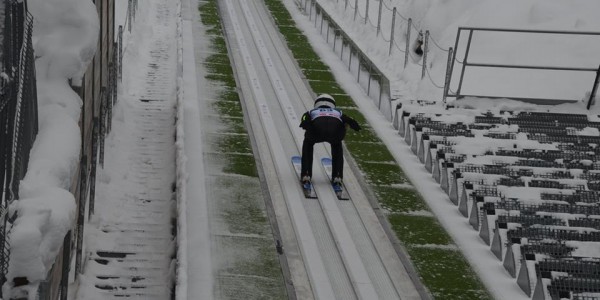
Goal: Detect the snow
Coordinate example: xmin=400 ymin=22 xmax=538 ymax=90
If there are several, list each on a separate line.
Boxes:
xmin=4 ymin=0 xmax=98 ymax=297
xmin=5 ymin=0 xmax=600 ymax=298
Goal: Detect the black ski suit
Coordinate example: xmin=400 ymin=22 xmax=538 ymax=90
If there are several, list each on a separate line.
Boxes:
xmin=299 ymin=106 xmax=361 ymax=180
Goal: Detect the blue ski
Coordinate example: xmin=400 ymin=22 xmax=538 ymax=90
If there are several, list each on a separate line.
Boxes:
xmin=292 ymin=156 xmax=317 ymax=199
xmin=321 ymin=157 xmax=349 ymax=200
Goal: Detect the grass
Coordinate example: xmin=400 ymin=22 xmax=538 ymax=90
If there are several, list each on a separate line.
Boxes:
xmin=197 ymin=0 xmax=286 ymax=298
xmin=262 ymin=0 xmax=492 ymax=298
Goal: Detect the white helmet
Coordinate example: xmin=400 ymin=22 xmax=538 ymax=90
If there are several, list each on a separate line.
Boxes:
xmin=314 ymin=94 xmax=335 ymax=108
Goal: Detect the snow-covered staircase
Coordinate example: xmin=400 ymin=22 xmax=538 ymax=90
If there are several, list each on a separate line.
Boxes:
xmin=75 ymin=0 xmax=177 ymax=299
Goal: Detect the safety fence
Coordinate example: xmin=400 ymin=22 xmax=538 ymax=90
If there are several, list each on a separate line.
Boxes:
xmin=300 ymin=0 xmax=395 ymax=121
xmin=0 ymin=0 xmax=37 ymax=297
xmin=309 ymin=0 xmax=451 ymax=97
xmin=308 ymin=0 xmax=600 ymax=110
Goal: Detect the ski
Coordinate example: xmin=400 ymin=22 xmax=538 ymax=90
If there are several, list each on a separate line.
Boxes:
xmin=291 ymin=156 xmax=317 ymax=199
xmin=320 ymin=157 xmax=350 ymax=200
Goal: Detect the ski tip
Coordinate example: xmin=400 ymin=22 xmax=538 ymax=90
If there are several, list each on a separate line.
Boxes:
xmin=321 ymin=157 xmax=332 ymax=164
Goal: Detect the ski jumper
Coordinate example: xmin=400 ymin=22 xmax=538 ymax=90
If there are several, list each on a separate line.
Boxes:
xmin=300 ymin=107 xmax=351 ymax=180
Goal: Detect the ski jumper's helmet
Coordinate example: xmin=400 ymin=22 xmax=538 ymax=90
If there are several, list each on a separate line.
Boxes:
xmin=314 ymin=94 xmax=335 ymax=108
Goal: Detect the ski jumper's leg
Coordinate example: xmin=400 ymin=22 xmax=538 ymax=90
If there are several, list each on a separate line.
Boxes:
xmin=301 ymin=136 xmax=316 ymax=177
xmin=330 ymin=140 xmax=343 ymax=179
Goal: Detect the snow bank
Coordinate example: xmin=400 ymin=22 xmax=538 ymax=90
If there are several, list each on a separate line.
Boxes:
xmin=4 ymin=0 xmax=99 ymax=297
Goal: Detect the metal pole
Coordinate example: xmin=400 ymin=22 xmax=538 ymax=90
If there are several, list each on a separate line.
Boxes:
xmin=587 ymin=64 xmax=600 ymax=110
xmin=333 ymin=29 xmax=338 ymax=51
xmin=75 ymin=155 xmax=87 ymax=275
xmin=365 ymin=0 xmax=369 ymax=24
xmin=128 ymin=0 xmax=132 ymax=32
xmin=404 ymin=18 xmax=411 ymax=67
xmin=357 ymin=56 xmax=361 ymax=82
xmin=118 ymin=29 xmax=123 ymax=80
xmin=389 ymin=8 xmax=396 ymax=55
xmin=354 ymin=0 xmax=358 ymax=21
xmin=443 ymin=47 xmax=454 ymax=103
xmin=348 ymin=48 xmax=353 ymax=72
xmin=376 ymin=0 xmax=383 ymax=36
xmin=320 ymin=8 xmax=324 ymax=33
xmin=314 ymin=1 xmax=318 ymax=27
xmin=59 ymin=232 xmax=72 ymax=300
xmin=456 ymin=29 xmax=474 ymax=97
xmin=422 ymin=30 xmax=429 ymax=79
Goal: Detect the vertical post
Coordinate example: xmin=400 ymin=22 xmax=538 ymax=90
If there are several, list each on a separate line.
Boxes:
xmin=340 ymin=38 xmax=345 ymax=60
xmin=314 ymin=1 xmax=318 ymax=27
xmin=348 ymin=48 xmax=353 ymax=72
xmin=456 ymin=29 xmax=474 ymax=97
xmin=127 ymin=0 xmax=132 ymax=32
xmin=389 ymin=8 xmax=396 ymax=55
xmin=89 ymin=117 xmax=98 ymax=218
xmin=333 ymin=29 xmax=337 ymax=51
xmin=357 ymin=56 xmax=361 ymax=83
xmin=309 ymin=0 xmax=313 ymax=21
xmin=59 ymin=231 xmax=72 ymax=300
xmin=345 ymin=0 xmax=348 ymax=10
xmin=118 ymin=28 xmax=123 ymax=80
xmin=304 ymin=0 xmax=308 ymax=12
xmin=364 ymin=0 xmax=369 ymax=24
xmin=75 ymin=155 xmax=87 ymax=275
xmin=326 ymin=21 xmax=330 ymax=42
xmin=320 ymin=8 xmax=324 ymax=33
xmin=443 ymin=47 xmax=454 ymax=104
xmin=354 ymin=0 xmax=358 ymax=21
xmin=376 ymin=0 xmax=383 ymax=36
xmin=404 ymin=18 xmax=411 ymax=67
xmin=422 ymin=30 xmax=429 ymax=79
xmin=587 ymin=64 xmax=600 ymax=110
xmin=367 ymin=65 xmax=372 ymax=96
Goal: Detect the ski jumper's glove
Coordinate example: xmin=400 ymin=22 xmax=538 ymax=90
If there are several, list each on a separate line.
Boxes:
xmin=344 ymin=117 xmax=361 ymax=131
xmin=299 ymin=112 xmax=311 ymax=129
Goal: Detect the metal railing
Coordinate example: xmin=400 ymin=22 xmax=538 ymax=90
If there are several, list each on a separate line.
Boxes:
xmin=0 ymin=0 xmax=37 ymax=295
xmin=444 ymin=27 xmax=600 ymax=107
xmin=302 ymin=0 xmax=394 ymax=121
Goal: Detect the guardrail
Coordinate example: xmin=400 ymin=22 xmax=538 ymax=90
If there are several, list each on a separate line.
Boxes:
xmin=301 ymin=0 xmax=395 ymax=121
xmin=444 ymin=27 xmax=600 ymax=107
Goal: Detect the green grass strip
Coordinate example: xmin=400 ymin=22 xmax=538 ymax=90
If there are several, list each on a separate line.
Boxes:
xmin=198 ymin=0 xmax=286 ymax=298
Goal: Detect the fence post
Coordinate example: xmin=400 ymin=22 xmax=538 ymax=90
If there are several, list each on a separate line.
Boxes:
xmin=353 ymin=0 xmax=358 ymax=21
xmin=118 ymin=28 xmax=123 ymax=81
xmin=404 ymin=18 xmax=411 ymax=67
xmin=364 ymin=0 xmax=369 ymax=24
xmin=308 ymin=0 xmax=317 ymax=23
xmin=443 ymin=47 xmax=454 ymax=104
xmin=389 ymin=8 xmax=396 ymax=55
xmin=333 ymin=28 xmax=337 ymax=51
xmin=89 ymin=117 xmax=98 ymax=218
xmin=422 ymin=30 xmax=429 ymax=79
xmin=587 ymin=65 xmax=600 ymax=110
xmin=376 ymin=0 xmax=383 ymax=36
xmin=320 ymin=8 xmax=324 ymax=33
xmin=128 ymin=0 xmax=132 ymax=32
xmin=75 ymin=155 xmax=87 ymax=275
xmin=59 ymin=231 xmax=71 ymax=300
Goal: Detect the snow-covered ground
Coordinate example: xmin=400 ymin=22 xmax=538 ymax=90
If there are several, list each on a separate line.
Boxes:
xmin=5 ymin=0 xmax=600 ymax=298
